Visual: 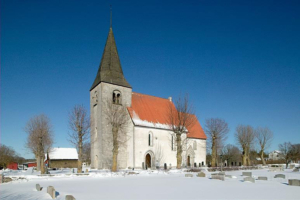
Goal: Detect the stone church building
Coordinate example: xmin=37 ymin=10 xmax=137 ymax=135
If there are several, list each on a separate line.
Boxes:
xmin=90 ymin=27 xmax=207 ymax=170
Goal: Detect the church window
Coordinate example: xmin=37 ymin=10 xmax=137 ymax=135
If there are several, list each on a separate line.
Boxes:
xmin=148 ymin=132 xmax=153 ymax=146
xmin=112 ymin=90 xmax=121 ymax=104
xmin=193 ymin=141 xmax=197 ymax=150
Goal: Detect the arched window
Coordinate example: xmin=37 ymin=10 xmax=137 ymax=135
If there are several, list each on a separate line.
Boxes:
xmin=112 ymin=90 xmax=121 ymax=104
xmin=148 ymin=132 xmax=153 ymax=146
xmin=193 ymin=141 xmax=197 ymax=150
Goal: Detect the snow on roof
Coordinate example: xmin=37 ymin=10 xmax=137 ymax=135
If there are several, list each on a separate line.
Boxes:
xmin=46 ymin=148 xmax=78 ymax=160
xmin=127 ymin=92 xmax=207 ymax=139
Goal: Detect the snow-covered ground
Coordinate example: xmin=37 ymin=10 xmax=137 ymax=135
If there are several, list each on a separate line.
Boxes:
xmin=1 ymin=168 xmax=300 ymax=200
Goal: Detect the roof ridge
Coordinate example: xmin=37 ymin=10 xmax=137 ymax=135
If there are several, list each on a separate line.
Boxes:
xmin=132 ymin=92 xmax=170 ymax=101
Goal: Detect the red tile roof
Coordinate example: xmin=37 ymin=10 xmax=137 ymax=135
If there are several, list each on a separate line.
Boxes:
xmin=127 ymin=92 xmax=207 ymax=139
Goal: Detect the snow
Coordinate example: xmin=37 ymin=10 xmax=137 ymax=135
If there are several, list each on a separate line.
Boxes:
xmin=1 ymin=168 xmax=300 ymax=200
xmin=45 ymin=148 xmax=78 ymax=160
xmin=132 ymin=111 xmax=170 ymax=130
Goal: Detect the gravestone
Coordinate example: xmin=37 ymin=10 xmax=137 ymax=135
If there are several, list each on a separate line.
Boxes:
xmin=225 ymin=175 xmax=232 ymax=178
xmin=211 ymin=174 xmax=225 ymax=181
xmin=85 ymin=169 xmax=89 ymax=173
xmin=288 ymin=179 xmax=300 ymax=186
xmin=274 ymin=174 xmax=285 ymax=179
xmin=244 ymin=177 xmax=255 ymax=183
xmin=65 ymin=195 xmax=76 ymax=200
xmin=142 ymin=162 xmax=145 ymax=170
xmin=0 ymin=174 xmax=3 ymax=184
xmin=242 ymin=172 xmax=252 ymax=177
xmin=218 ymin=172 xmax=225 ymax=175
xmin=197 ymin=172 xmax=206 ymax=177
xmin=293 ymin=168 xmax=299 ymax=172
xmin=164 ymin=163 xmax=167 ymax=170
xmin=258 ymin=176 xmax=268 ymax=181
xmin=185 ymin=174 xmax=193 ymax=177
xmin=36 ymin=184 xmax=42 ymax=191
xmin=47 ymin=186 xmax=56 ymax=199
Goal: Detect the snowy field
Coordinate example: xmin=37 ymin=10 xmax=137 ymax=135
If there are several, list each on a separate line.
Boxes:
xmin=1 ymin=168 xmax=300 ymax=200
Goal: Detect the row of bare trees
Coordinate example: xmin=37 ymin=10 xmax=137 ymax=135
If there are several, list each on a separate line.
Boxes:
xmin=24 ymin=105 xmax=90 ymax=174
xmin=278 ymin=142 xmax=300 ymax=168
xmin=0 ymin=144 xmax=25 ymax=169
xmin=205 ymin=119 xmax=274 ymax=167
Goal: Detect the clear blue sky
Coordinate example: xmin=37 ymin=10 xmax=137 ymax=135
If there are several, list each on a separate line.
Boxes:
xmin=1 ymin=0 xmax=300 ymax=159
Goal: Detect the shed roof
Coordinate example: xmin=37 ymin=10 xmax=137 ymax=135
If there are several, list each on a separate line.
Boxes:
xmin=127 ymin=92 xmax=206 ymax=139
xmin=46 ymin=148 xmax=78 ymax=160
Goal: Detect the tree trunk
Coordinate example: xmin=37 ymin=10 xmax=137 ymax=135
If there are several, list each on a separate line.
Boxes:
xmin=112 ymin=126 xmax=119 ymax=172
xmin=78 ymin=137 xmax=83 ymax=173
xmin=36 ymin=156 xmax=41 ymax=171
xmin=247 ymin=147 xmax=251 ymax=166
xmin=40 ymin=155 xmax=45 ymax=174
xmin=176 ymin=133 xmax=182 ymax=169
xmin=260 ymin=150 xmax=266 ymax=165
xmin=211 ymin=137 xmax=217 ymax=167
xmin=242 ymin=147 xmax=247 ymax=166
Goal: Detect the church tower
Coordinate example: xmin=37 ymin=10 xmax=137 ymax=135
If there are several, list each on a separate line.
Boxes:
xmin=90 ymin=27 xmax=132 ymax=169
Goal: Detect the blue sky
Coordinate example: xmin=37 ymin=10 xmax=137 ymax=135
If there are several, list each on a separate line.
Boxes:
xmin=1 ymin=0 xmax=300 ymax=159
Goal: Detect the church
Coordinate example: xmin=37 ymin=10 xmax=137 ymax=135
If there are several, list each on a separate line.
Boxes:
xmin=90 ymin=26 xmax=207 ymax=170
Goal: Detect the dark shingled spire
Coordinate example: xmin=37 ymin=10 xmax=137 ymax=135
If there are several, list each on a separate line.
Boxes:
xmin=90 ymin=28 xmax=131 ymax=90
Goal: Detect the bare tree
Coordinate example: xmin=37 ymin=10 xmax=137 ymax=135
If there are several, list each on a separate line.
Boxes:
xmin=235 ymin=125 xmax=255 ymax=166
xmin=103 ymin=99 xmax=130 ymax=172
xmin=255 ymin=127 xmax=273 ymax=165
xmin=68 ymin=105 xmax=90 ymax=173
xmin=278 ymin=142 xmax=293 ymax=168
xmin=82 ymin=142 xmax=91 ymax=165
xmin=290 ymin=144 xmax=300 ymax=163
xmin=221 ymin=144 xmax=241 ymax=167
xmin=0 ymin=145 xmax=16 ymax=169
xmin=205 ymin=118 xmax=229 ymax=167
xmin=25 ymin=114 xmax=53 ymax=174
xmin=167 ymin=94 xmax=196 ymax=169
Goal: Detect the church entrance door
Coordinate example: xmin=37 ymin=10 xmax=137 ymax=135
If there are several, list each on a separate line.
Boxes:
xmin=146 ymin=154 xmax=151 ymax=169
xmin=187 ymin=156 xmax=191 ymax=167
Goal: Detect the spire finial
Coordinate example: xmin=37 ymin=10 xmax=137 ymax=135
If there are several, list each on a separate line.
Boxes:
xmin=110 ymin=5 xmax=112 ymax=28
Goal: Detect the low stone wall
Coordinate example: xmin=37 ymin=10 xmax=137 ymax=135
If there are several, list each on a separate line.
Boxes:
xmin=269 ymin=167 xmax=284 ymax=172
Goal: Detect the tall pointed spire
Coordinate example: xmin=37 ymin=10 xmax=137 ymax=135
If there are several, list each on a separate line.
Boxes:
xmin=110 ymin=5 xmax=112 ymax=28
xmin=90 ymin=26 xmax=131 ymax=90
